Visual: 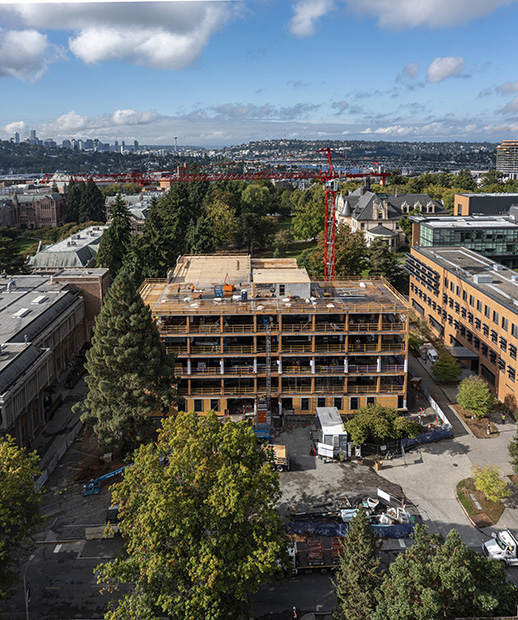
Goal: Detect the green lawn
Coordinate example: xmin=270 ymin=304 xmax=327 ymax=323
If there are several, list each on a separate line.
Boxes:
xmin=13 ymin=237 xmax=39 ymax=253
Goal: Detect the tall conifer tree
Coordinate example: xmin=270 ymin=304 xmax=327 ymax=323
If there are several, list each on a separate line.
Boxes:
xmin=96 ymin=194 xmax=132 ymax=279
xmin=333 ymin=509 xmax=382 ymax=620
xmin=76 ymin=271 xmax=175 ymax=455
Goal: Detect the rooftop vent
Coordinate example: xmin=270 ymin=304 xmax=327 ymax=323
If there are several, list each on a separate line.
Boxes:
xmin=31 ymin=295 xmax=48 ymax=305
xmin=511 ymin=275 xmax=518 ymax=282
xmin=493 ymin=264 xmax=505 ymax=271
xmin=473 ymin=273 xmax=493 ymax=284
xmin=12 ymin=307 xmax=30 ymax=319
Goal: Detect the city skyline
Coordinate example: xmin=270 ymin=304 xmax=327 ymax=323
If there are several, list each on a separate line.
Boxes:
xmin=0 ymin=0 xmax=518 ymax=147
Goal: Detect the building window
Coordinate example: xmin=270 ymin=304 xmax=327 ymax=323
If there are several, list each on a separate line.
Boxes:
xmin=474 ymin=337 xmax=480 ymax=349
xmin=469 ymin=295 xmax=474 ymax=307
xmin=317 ymin=397 xmax=326 ymax=408
xmin=301 ymin=398 xmax=310 ymax=411
xmin=513 ymin=323 xmax=518 ymax=339
xmin=489 ymin=350 xmax=497 ymax=364
xmin=449 ymin=298 xmax=454 ymax=308
xmin=482 ymin=323 xmax=489 ymax=337
xmin=334 ymin=397 xmax=342 ymax=410
xmin=460 ymin=325 xmax=466 ymax=337
xmin=367 ymin=396 xmax=376 ymax=406
xmin=493 ymin=310 xmax=499 ymax=324
xmin=502 ymin=317 xmax=509 ymax=332
xmin=484 ymin=305 xmax=490 ymax=318
xmin=491 ymin=330 xmax=498 ymax=344
xmin=350 ymin=396 xmax=359 ymax=410
xmin=498 ymin=358 xmax=506 ymax=373
xmin=461 ymin=308 xmax=467 ymax=319
xmin=448 ymin=315 xmax=453 ymax=325
xmin=462 ymin=291 xmax=467 ymax=302
xmin=210 ymin=399 xmax=219 ymax=412
xmin=509 ymin=367 xmax=516 ymax=382
xmin=481 ymin=344 xmax=488 ymax=357
xmin=193 ymin=399 xmax=203 ymax=412
xmin=444 ymin=278 xmax=449 ymax=288
xmin=477 ymin=300 xmax=482 ymax=312
xmin=468 ymin=312 xmax=474 ymax=324
xmin=510 ymin=344 xmax=517 ymax=360
xmin=442 ymin=293 xmax=448 ymax=304
xmin=279 ymin=285 xmax=285 ymax=296
xmin=454 ymin=302 xmax=460 ymax=313
xmin=467 ymin=331 xmax=473 ymax=344
xmin=450 ymin=282 xmax=454 ymax=292
xmin=475 ymin=318 xmax=481 ymax=330
xmin=500 ymin=337 xmax=508 ymax=352
xmin=456 ymin=286 xmax=460 ymax=296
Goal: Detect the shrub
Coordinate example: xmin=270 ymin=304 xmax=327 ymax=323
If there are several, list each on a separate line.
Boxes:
xmin=472 ymin=465 xmax=510 ymax=502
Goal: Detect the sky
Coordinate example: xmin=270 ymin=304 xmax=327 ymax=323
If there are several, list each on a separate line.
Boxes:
xmin=1 ymin=0 xmax=518 ymax=148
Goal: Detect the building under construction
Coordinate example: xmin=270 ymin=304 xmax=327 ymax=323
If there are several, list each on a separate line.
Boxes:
xmin=139 ymin=254 xmax=409 ymax=416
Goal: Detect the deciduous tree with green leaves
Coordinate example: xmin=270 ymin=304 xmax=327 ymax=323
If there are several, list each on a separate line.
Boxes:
xmin=457 ymin=375 xmax=495 ymax=419
xmin=508 ymin=425 xmax=518 ymax=475
xmin=76 ymin=270 xmax=175 ymax=455
xmin=97 ymin=411 xmax=287 ymax=620
xmin=344 ymin=405 xmax=421 ymax=445
xmin=333 ymin=509 xmax=382 ymax=620
xmin=431 ymin=352 xmax=462 ymax=383
xmin=0 ymin=437 xmax=42 ymax=598
xmin=373 ymin=525 xmax=518 ymax=620
xmin=472 ymin=465 xmax=510 ymax=502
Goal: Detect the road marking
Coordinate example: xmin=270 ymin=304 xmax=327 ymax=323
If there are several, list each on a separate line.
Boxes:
xmin=398 ymin=539 xmax=406 ymax=548
xmin=53 ymin=544 xmax=62 ymax=553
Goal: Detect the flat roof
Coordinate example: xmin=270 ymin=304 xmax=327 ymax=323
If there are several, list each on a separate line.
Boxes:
xmin=0 ymin=275 xmax=79 ymax=343
xmin=316 ymin=407 xmax=346 ymax=435
xmin=414 ymin=215 xmax=518 ymax=229
xmin=253 ymin=268 xmax=310 ymax=285
xmin=413 ymin=247 xmax=518 ymax=313
xmin=172 ymin=254 xmax=251 ymax=286
xmin=140 ymin=277 xmax=407 ymax=315
xmin=41 ymin=225 xmax=107 ymax=253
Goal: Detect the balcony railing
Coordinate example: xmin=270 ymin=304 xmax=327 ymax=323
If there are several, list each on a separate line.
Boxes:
xmin=314 ymin=385 xmax=345 ymax=394
xmin=283 ymin=365 xmax=313 ymax=374
xmin=348 ymin=322 xmax=380 ymax=332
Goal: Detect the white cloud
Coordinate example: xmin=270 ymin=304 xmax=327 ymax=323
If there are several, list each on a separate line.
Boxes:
xmin=501 ymin=96 xmax=518 ymax=115
xmin=0 ymin=28 xmax=63 ymax=80
xmin=4 ymin=120 xmax=27 ymax=136
xmin=290 ymin=0 xmax=335 ymax=37
xmin=497 ymin=80 xmax=518 ymax=95
xmin=345 ymin=0 xmax=515 ymax=29
xmin=38 ymin=109 xmax=159 ymax=137
xmin=426 ymin=56 xmax=465 ymax=83
xmin=402 ymin=62 xmax=419 ymax=79
xmin=0 ymin=3 xmax=235 ymax=71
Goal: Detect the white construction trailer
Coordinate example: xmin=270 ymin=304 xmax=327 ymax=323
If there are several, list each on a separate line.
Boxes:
xmin=315 ymin=407 xmax=348 ymax=459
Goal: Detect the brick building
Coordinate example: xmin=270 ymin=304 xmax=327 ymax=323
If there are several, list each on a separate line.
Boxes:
xmin=140 ymin=254 xmax=409 ymax=417
xmin=407 ymin=247 xmax=518 ymax=409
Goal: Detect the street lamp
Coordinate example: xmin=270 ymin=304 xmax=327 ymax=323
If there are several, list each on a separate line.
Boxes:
xmin=23 ymin=554 xmax=34 ymax=620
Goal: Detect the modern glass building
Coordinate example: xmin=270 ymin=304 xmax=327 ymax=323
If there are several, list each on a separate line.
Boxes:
xmin=411 ymin=215 xmax=518 ymax=268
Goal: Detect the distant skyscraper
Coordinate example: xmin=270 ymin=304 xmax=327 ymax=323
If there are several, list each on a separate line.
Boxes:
xmin=121 ymin=140 xmax=126 ymax=152
xmin=496 ymin=140 xmax=518 ymax=180
xmin=62 ymin=140 xmax=71 ymax=149
xmin=29 ymin=129 xmax=37 ymax=141
xmin=114 ymin=140 xmax=119 ymax=153
xmin=134 ymin=140 xmax=139 ymax=151
xmin=14 ymin=132 xmax=19 ymax=144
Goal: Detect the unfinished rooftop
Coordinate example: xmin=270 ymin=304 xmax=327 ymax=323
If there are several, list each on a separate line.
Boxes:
xmin=140 ymin=254 xmax=407 ymax=316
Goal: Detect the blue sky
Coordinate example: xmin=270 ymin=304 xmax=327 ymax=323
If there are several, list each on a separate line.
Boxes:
xmin=1 ymin=0 xmax=518 ymax=147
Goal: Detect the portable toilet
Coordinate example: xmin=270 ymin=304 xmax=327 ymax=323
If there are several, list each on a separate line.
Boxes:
xmin=315 ymin=407 xmax=347 ymax=459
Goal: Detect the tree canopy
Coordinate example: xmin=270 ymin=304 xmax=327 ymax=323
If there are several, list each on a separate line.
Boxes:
xmin=76 ymin=270 xmax=175 ymax=455
xmin=344 ymin=405 xmax=422 ymax=445
xmin=97 ymin=411 xmax=287 ymax=620
xmin=95 ymin=194 xmax=132 ymax=279
xmin=457 ymin=376 xmax=495 ymax=419
xmin=373 ymin=525 xmax=518 ymax=620
xmin=0 ymin=437 xmax=42 ymax=598
xmin=333 ymin=509 xmax=382 ymax=620
xmin=431 ymin=352 xmax=462 ymax=384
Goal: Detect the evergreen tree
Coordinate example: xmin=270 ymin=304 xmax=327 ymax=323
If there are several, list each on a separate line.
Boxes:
xmin=76 ymin=271 xmax=175 ymax=455
xmin=333 ymin=509 xmax=382 ymax=620
xmin=0 ymin=236 xmax=26 ymax=273
xmin=367 ymin=238 xmax=401 ymax=284
xmin=373 ymin=526 xmax=518 ymax=620
xmin=160 ymin=182 xmax=196 ymax=256
xmin=65 ymin=180 xmax=82 ymax=222
xmin=185 ymin=215 xmax=215 ymax=254
xmin=126 ymin=197 xmax=171 ymax=282
xmin=79 ymin=179 xmax=106 ymax=223
xmin=95 ymin=194 xmax=132 ymax=279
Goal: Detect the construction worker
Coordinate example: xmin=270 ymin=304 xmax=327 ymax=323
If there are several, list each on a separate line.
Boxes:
xmin=502 ymin=412 xmax=506 ymax=424
xmin=292 ymin=606 xmax=298 ymax=619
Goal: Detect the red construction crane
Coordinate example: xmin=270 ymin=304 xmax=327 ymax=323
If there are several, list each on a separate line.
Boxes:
xmin=42 ymin=150 xmax=390 ymax=280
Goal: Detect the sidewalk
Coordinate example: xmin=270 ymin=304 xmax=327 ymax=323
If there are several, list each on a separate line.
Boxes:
xmin=32 ymin=371 xmax=88 ymax=477
xmin=378 ymin=354 xmax=518 ymax=547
